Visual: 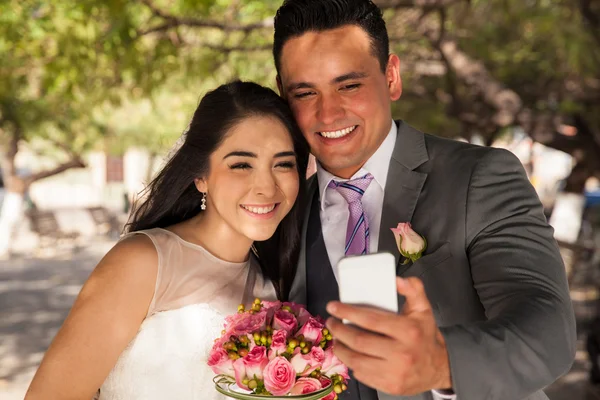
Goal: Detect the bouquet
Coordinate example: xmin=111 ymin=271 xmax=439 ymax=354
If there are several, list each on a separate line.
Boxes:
xmin=208 ymin=299 xmax=349 ymax=399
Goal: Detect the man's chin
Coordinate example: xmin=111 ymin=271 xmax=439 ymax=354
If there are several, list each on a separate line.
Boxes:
xmin=319 ymin=158 xmax=366 ymax=178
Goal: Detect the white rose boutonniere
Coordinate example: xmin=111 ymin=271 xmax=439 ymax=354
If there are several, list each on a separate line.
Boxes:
xmin=390 ymin=223 xmax=427 ymax=265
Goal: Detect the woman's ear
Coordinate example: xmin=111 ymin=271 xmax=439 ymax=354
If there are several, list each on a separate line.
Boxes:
xmin=194 ymin=178 xmax=207 ymax=193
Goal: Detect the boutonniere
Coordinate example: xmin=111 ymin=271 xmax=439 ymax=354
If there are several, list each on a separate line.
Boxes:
xmin=390 ymin=223 xmax=427 ymax=265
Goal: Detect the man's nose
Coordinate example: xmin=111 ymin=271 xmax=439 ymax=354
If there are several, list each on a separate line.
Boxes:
xmin=317 ymin=93 xmax=344 ymax=126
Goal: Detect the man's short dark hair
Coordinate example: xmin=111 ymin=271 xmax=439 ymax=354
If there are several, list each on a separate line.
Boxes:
xmin=273 ymin=0 xmax=390 ymax=74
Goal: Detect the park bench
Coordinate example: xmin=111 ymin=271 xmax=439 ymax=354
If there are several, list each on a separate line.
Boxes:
xmin=87 ymin=206 xmax=121 ymax=237
xmin=27 ymin=209 xmax=80 ymax=250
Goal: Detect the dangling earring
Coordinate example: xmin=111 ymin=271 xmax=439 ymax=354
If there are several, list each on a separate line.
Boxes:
xmin=201 ymin=192 xmax=207 ymax=210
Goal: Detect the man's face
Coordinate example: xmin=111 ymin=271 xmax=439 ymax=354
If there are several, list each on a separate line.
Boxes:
xmin=278 ymin=25 xmax=402 ymax=178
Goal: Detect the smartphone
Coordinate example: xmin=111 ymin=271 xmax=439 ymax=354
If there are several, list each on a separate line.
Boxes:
xmin=337 ymin=252 xmax=399 ymax=318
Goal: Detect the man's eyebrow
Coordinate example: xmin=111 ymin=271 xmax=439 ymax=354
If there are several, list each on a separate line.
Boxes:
xmin=285 ymin=72 xmax=369 ymax=92
xmin=332 ymin=71 xmax=369 ymax=83
xmin=285 ymin=82 xmax=315 ymax=92
xmin=223 ymin=151 xmax=256 ymax=159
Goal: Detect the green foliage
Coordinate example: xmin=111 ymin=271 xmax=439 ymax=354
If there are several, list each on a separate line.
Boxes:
xmin=449 ymin=0 xmax=599 ymax=109
xmin=1 ymin=0 xmax=598 ymax=168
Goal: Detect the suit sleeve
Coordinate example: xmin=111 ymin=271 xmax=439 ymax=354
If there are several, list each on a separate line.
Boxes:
xmin=439 ymin=147 xmax=576 ymax=399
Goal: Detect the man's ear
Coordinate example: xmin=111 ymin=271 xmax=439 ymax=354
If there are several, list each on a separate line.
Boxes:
xmin=194 ymin=178 xmax=207 ymax=193
xmin=386 ymin=54 xmax=402 ymax=101
xmin=276 ymin=75 xmax=285 ymax=98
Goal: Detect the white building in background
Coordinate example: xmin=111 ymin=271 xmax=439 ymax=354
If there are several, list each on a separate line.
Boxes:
xmin=491 ymin=127 xmax=589 ymax=245
xmin=18 ymin=147 xmax=163 ymax=212
xmin=491 ymin=128 xmax=575 ymax=210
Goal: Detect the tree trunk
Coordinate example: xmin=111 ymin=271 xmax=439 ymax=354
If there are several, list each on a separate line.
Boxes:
xmin=0 ymin=178 xmax=26 ymax=257
xmin=145 ymin=151 xmax=158 ymax=184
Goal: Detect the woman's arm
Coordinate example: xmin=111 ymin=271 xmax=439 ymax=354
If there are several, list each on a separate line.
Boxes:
xmin=25 ymin=234 xmax=158 ymax=400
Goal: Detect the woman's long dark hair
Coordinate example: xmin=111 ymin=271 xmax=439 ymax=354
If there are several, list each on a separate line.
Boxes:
xmin=126 ymin=81 xmax=309 ymax=301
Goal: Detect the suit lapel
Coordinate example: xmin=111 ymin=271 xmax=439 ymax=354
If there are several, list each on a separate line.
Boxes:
xmin=377 ymin=121 xmax=428 ymax=270
xmin=378 ymin=164 xmax=427 ymax=267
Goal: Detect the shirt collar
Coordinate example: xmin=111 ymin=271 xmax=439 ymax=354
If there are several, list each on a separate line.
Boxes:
xmin=316 ymin=120 xmax=398 ymax=211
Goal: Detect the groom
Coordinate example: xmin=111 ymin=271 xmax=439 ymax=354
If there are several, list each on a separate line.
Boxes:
xmin=274 ymin=0 xmax=576 ymax=399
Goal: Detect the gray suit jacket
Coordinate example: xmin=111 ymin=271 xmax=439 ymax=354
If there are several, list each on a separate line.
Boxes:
xmin=290 ymin=121 xmax=576 ymax=400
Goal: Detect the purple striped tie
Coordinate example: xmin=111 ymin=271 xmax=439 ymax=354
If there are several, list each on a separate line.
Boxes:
xmin=328 ymin=173 xmax=374 ymax=256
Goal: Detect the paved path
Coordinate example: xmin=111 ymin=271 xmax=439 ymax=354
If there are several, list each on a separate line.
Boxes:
xmin=0 ymin=239 xmax=114 ymax=399
xmin=0 ymin=239 xmax=598 ymax=399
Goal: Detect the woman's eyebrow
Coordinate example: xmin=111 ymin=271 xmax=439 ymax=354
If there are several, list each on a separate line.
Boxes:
xmin=223 ymin=150 xmax=296 ymax=160
xmin=223 ymin=151 xmax=256 ymax=159
xmin=274 ymin=151 xmax=296 ymax=158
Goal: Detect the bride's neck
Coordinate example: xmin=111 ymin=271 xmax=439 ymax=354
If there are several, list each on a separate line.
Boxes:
xmin=182 ymin=213 xmax=252 ymax=263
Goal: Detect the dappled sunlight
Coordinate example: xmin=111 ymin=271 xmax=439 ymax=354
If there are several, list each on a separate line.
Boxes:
xmin=0 ymin=239 xmax=115 ymax=397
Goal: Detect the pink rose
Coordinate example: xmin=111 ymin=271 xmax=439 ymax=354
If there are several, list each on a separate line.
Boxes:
xmin=289 ymin=377 xmax=322 ymax=395
xmin=263 ymin=356 xmax=296 ymax=396
xmin=260 ymin=301 xmax=281 ymax=322
xmin=230 ymin=310 xmax=267 ymax=336
xmin=269 ymin=329 xmax=288 ymax=360
xmin=297 ymin=317 xmax=324 ymax=344
xmin=295 ymin=307 xmax=312 ymax=327
xmin=261 ymin=300 xmax=282 ymax=310
xmin=390 ymin=222 xmax=427 ymax=261
xmin=273 ymin=310 xmax=298 ymax=335
xmin=281 ymin=301 xmax=309 ymax=321
xmin=290 ymin=348 xmax=312 ymax=375
xmin=224 ymin=312 xmax=244 ymax=327
xmin=207 ymin=347 xmax=234 ymax=376
xmin=243 ymin=346 xmax=269 ymax=380
xmin=232 ymin=346 xmax=269 ymax=390
xmin=322 ymin=348 xmax=350 ymax=381
xmin=290 ymin=346 xmax=324 ymax=376
xmin=308 ymin=345 xmax=325 ymax=365
xmin=233 ymin=358 xmax=248 ymax=390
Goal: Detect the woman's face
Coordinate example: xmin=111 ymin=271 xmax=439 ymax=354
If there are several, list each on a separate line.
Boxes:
xmin=196 ymin=115 xmax=300 ymax=243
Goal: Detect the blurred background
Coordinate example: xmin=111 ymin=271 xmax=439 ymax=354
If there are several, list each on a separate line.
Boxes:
xmin=1 ymin=0 xmax=600 ymax=398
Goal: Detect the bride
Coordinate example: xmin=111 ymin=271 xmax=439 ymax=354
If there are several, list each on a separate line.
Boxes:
xmin=25 ymin=81 xmax=309 ymax=400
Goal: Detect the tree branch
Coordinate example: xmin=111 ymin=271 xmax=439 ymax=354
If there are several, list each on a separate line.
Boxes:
xmin=580 ymin=0 xmax=600 ymax=47
xmin=140 ymin=18 xmax=274 ymax=36
xmin=374 ymin=0 xmax=466 ymax=9
xmin=137 ymin=0 xmax=467 ymax=37
xmin=44 ymin=137 xmax=71 ymax=154
xmin=138 ymin=0 xmax=273 ymax=35
xmin=203 ymin=43 xmax=271 ymax=53
xmin=25 ymin=157 xmax=86 ymax=185
xmin=424 ymin=28 xmax=523 ymax=126
xmin=139 ymin=0 xmax=174 ymax=20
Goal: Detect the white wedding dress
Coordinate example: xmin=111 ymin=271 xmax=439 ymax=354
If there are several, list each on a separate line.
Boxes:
xmin=97 ymin=228 xmax=277 ymax=400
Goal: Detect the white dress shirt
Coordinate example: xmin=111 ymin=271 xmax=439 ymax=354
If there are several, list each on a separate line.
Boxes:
xmin=315 ymin=120 xmax=456 ymax=400
xmin=317 ymin=120 xmax=397 ymax=282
